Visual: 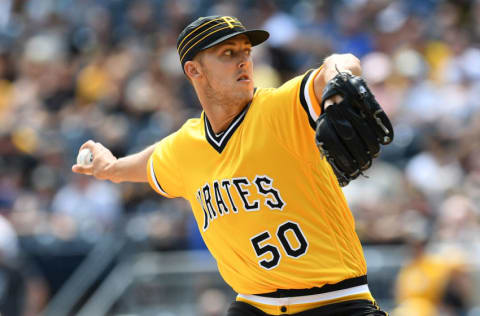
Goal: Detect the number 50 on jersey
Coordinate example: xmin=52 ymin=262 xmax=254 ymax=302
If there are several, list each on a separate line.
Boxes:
xmin=251 ymin=221 xmax=308 ymax=270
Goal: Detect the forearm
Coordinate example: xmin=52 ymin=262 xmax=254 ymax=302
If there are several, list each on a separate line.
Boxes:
xmin=109 ymin=144 xmax=156 ymax=183
xmin=314 ymin=53 xmax=362 ymax=108
xmin=73 ymin=141 xmax=157 ymax=183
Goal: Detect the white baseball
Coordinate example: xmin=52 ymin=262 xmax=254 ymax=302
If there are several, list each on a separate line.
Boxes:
xmin=76 ymin=148 xmax=93 ymax=166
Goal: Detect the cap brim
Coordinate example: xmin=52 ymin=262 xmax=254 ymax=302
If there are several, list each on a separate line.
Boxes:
xmin=201 ymin=29 xmax=270 ymax=51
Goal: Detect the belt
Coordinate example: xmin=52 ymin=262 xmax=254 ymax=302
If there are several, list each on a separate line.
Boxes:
xmin=237 ymin=275 xmax=370 ymax=306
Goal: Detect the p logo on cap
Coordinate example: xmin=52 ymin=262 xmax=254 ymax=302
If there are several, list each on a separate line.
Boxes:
xmin=222 ymin=16 xmax=238 ymax=28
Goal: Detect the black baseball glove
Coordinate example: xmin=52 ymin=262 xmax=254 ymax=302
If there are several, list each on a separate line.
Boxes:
xmin=315 ymin=70 xmax=394 ymax=187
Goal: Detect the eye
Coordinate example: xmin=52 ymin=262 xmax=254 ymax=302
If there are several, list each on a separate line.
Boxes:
xmin=224 ymin=49 xmax=233 ymax=56
xmin=245 ymin=48 xmax=252 ymax=56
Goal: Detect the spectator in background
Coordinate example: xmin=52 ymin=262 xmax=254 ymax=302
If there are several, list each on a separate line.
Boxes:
xmin=0 ymin=214 xmax=46 ymax=316
xmin=405 ymin=127 xmax=463 ymax=204
xmin=392 ymin=203 xmax=475 ymax=316
xmin=331 ymin=3 xmax=374 ymax=58
xmin=51 ymin=174 xmax=123 ymax=236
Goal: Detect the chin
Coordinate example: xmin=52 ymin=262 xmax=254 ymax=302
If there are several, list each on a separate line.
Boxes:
xmin=240 ymin=82 xmax=255 ymax=95
xmin=219 ymin=82 xmax=254 ymax=105
xmin=236 ymin=88 xmax=254 ymax=103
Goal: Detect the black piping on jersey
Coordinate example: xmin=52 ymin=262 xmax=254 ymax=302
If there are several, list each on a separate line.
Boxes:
xmin=299 ymin=69 xmax=317 ymax=130
xmin=204 ymin=101 xmax=251 ymax=154
xmin=257 ymin=275 xmax=368 ymax=298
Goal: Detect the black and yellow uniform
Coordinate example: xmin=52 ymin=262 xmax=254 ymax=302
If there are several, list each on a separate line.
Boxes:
xmin=228 ymin=300 xmax=386 ymax=316
xmin=147 ymin=68 xmax=382 ymax=315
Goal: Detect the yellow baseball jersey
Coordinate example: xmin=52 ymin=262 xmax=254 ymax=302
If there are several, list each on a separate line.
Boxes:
xmin=147 ymin=69 xmax=368 ymax=297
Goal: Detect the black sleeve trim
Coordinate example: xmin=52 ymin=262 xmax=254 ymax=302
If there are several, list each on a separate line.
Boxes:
xmin=299 ymin=69 xmax=317 ymax=130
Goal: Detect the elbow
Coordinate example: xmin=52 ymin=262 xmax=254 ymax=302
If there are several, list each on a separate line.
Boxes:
xmin=345 ymin=53 xmax=362 ymax=76
xmin=324 ymin=53 xmax=362 ymax=76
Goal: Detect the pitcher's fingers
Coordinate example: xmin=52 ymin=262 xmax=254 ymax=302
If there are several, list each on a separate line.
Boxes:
xmin=72 ymin=164 xmax=93 ymax=175
xmin=333 ymin=94 xmax=343 ymax=103
xmin=80 ymin=140 xmax=98 ymax=152
xmin=324 ymin=94 xmax=344 ymax=110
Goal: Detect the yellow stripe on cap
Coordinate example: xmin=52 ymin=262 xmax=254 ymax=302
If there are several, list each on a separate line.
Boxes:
xmin=180 ymin=25 xmax=242 ymax=62
xmin=177 ymin=17 xmax=225 ymax=50
xmin=177 ymin=16 xmax=241 ymax=52
xmin=177 ymin=21 xmax=243 ymax=55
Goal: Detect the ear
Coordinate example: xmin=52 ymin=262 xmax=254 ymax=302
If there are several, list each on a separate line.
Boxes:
xmin=184 ymin=61 xmax=202 ymax=80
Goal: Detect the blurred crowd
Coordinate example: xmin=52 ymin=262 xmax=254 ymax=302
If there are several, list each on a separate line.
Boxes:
xmin=0 ymin=0 xmax=479 ymax=315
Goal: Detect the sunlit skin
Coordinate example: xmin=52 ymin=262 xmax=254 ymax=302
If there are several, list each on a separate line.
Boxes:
xmin=184 ymin=34 xmax=254 ymax=134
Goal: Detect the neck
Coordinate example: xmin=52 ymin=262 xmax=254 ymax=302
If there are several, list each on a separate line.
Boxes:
xmin=197 ymin=87 xmax=250 ymax=134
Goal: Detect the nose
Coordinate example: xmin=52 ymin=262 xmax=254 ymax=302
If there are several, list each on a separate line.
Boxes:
xmin=238 ymin=51 xmax=250 ymax=69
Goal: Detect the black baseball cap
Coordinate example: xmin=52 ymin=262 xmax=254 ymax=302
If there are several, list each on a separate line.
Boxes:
xmin=177 ymin=15 xmax=269 ymax=71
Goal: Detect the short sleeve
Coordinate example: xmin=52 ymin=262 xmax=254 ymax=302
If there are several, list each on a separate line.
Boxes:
xmin=298 ymin=67 xmax=322 ymax=129
xmin=146 ymin=133 xmax=184 ymax=198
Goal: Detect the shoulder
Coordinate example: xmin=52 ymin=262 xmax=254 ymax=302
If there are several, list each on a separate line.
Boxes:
xmin=153 ymin=115 xmax=205 ymax=161
xmin=251 ymin=69 xmax=322 ymax=130
xmin=255 ymin=70 xmax=318 ymax=98
xmin=162 ymin=116 xmax=203 ymax=143
xmin=180 ymin=116 xmax=203 ymax=133
xmin=252 ymin=69 xmax=319 ymax=110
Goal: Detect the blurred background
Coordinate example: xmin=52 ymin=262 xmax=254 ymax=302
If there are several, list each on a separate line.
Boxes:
xmin=0 ymin=0 xmax=479 ymax=315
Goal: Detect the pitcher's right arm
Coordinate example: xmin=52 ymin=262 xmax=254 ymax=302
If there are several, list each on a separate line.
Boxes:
xmin=72 ymin=140 xmax=157 ymax=183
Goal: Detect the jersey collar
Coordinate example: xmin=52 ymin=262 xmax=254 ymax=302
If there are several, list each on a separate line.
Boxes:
xmin=203 ymin=102 xmax=250 ymax=154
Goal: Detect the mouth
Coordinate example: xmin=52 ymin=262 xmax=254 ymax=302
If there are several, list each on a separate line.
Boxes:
xmin=237 ymin=74 xmax=251 ymax=82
